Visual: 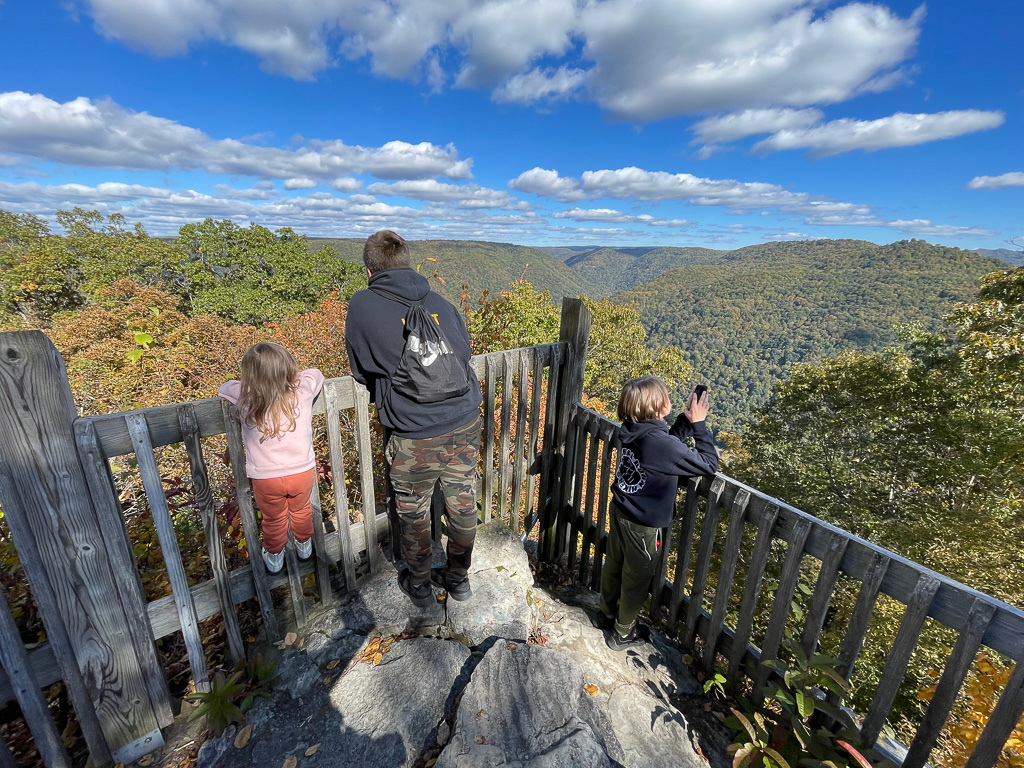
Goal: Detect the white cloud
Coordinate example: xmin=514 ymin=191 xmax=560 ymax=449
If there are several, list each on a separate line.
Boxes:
xmin=492 ymin=66 xmax=585 ymax=105
xmin=752 ymin=110 xmax=1005 ymax=157
xmin=967 ymin=172 xmax=1024 ymax=190
xmin=0 ymin=91 xmax=473 ymax=180
xmin=692 ymin=108 xmax=823 ymax=145
xmin=213 ymin=183 xmax=280 ymax=200
xmin=77 ymin=0 xmax=927 ymax=123
xmin=552 ymin=207 xmax=690 ymax=227
xmin=283 ymin=177 xmax=318 ymax=190
xmin=330 ymin=177 xmax=363 ymax=192
xmin=578 ymin=0 xmax=924 ymax=120
xmin=508 ymin=167 xmax=586 ymax=202
xmin=0 ymin=154 xmax=22 ymax=167
xmin=367 ymin=179 xmax=521 ymax=209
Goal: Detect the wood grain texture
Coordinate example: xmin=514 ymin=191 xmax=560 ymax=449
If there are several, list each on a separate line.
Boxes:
xmin=498 ymin=351 xmax=514 ymax=526
xmin=125 ymin=414 xmax=210 ymax=693
xmin=669 ymin=477 xmax=703 ymax=629
xmin=73 ymin=419 xmax=173 ymax=727
xmin=220 ymin=400 xmax=279 ymax=640
xmin=565 ymin=412 xmax=585 ymax=572
xmin=483 ymin=357 xmax=497 ymax=522
xmin=538 ymin=344 xmax=562 ymax=559
xmin=323 ymin=383 xmax=357 ymax=592
xmin=0 ymin=589 xmax=72 ymax=768
xmin=579 ymin=426 xmax=600 ymax=585
xmin=836 ymin=552 xmax=890 ymax=683
xmin=352 ymin=382 xmax=379 ymax=577
xmin=177 ymin=406 xmax=244 ymax=666
xmin=702 ymin=490 xmax=751 ymax=672
xmin=590 ymin=422 xmax=614 ymax=592
xmin=683 ymin=477 xmax=726 ymax=649
xmin=0 ymin=331 xmax=158 ymax=763
xmin=963 ymin=655 xmax=1024 ymax=768
xmin=523 ymin=350 xmax=544 ymax=534
xmin=510 ymin=350 xmax=529 ymax=535
xmin=799 ymin=531 xmax=849 ymax=659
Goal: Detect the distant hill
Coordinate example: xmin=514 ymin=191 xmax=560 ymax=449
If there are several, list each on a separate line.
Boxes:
xmin=975 ymin=247 xmax=1024 ymax=266
xmin=613 ymin=239 xmax=1008 ymax=432
xmin=309 ymin=238 xmax=595 ymax=304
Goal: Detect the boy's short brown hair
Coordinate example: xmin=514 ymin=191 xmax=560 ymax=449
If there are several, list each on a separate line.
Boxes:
xmin=363 ymin=229 xmax=411 ymax=273
xmin=617 ymin=376 xmax=670 ymax=423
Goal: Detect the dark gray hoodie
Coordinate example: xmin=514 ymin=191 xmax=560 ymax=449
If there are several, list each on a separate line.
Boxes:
xmin=612 ymin=414 xmax=718 ymax=528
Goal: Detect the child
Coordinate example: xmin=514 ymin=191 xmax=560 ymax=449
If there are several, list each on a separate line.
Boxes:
xmin=597 ymin=376 xmax=719 ymax=650
xmin=218 ymin=342 xmax=324 ymax=574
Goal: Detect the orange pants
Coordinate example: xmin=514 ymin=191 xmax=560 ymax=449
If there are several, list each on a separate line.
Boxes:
xmin=250 ymin=468 xmax=315 ymax=554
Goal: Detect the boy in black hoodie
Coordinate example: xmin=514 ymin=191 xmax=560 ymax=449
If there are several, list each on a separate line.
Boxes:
xmin=345 ymin=230 xmax=483 ymax=607
xmin=597 ymin=376 xmax=718 ymax=650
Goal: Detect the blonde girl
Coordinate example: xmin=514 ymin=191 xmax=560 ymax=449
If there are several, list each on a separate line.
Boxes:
xmin=218 ymin=342 xmax=324 ymax=573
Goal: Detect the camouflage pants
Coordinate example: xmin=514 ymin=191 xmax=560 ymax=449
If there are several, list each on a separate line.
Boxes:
xmin=386 ymin=417 xmax=480 ymax=587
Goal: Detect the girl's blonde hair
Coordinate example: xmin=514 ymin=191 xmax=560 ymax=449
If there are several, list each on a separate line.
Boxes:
xmin=237 ymin=342 xmax=300 ymax=442
xmin=617 ymin=376 xmax=670 ymax=423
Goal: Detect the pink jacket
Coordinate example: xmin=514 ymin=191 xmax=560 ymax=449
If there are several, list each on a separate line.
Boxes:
xmin=218 ymin=369 xmax=325 ymax=480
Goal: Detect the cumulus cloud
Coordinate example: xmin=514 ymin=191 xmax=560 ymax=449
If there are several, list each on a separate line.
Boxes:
xmin=967 ymin=172 xmax=1024 ymax=190
xmin=508 ymin=167 xmax=586 ymax=202
xmin=691 ymin=108 xmax=824 ymax=146
xmin=0 ymin=91 xmax=473 ymax=180
xmin=283 ymin=177 xmax=318 ymax=190
xmin=552 ymin=207 xmax=690 ymax=227
xmin=77 ymin=0 xmax=927 ymax=122
xmin=367 ymin=179 xmax=522 ymax=209
xmin=751 ymin=110 xmax=1005 ymax=157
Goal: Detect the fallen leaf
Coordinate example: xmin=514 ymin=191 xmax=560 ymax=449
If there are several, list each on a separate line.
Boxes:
xmin=366 ymin=637 xmax=382 ymax=654
xmin=704 ymin=703 xmax=712 ymax=712
xmin=506 ymin=641 xmax=515 ymax=650
xmin=477 ymin=710 xmax=485 ymax=718
xmin=584 ymin=684 xmax=598 ymax=696
xmin=284 ymin=632 xmax=298 ymax=647
xmin=425 ymin=760 xmax=437 ymax=767
xmin=138 ymin=756 xmax=155 ymax=767
xmin=283 ymin=757 xmax=298 ymax=768
xmin=372 ymin=651 xmax=383 ymax=665
xmin=234 ymin=724 xmax=253 ymax=749
xmin=297 ymin=638 xmax=305 ymax=649
xmin=474 ymin=737 xmax=486 ymax=744
xmin=325 ymin=659 xmax=340 ymax=670
xmin=304 ymin=744 xmax=320 ymax=756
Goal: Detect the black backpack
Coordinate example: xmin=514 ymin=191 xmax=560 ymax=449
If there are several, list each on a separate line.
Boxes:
xmin=379 ymin=293 xmax=472 ymax=404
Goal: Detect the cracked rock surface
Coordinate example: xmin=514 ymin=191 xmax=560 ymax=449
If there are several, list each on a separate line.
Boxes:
xmin=197 ymin=521 xmax=729 ymax=768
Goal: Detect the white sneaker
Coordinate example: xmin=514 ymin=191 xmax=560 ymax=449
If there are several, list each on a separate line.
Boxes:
xmin=261 ymin=547 xmax=284 ymax=573
xmin=296 ymin=538 xmax=312 ymax=560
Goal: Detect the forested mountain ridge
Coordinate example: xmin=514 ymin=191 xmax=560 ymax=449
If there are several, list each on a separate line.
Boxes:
xmin=556 ymin=245 xmax=729 ymax=295
xmin=613 ymin=239 xmax=1009 ymax=431
xmin=975 ymin=247 xmax=1024 ymax=265
xmin=309 ymin=238 xmax=596 ymax=304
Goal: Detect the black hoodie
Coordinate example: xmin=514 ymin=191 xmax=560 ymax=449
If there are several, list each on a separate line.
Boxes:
xmin=611 ymin=414 xmax=719 ymax=529
xmin=345 ymin=268 xmax=482 ymax=438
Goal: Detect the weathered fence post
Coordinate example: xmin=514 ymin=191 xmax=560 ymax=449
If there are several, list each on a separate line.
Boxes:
xmin=0 ymin=331 xmax=166 ymax=765
xmin=541 ymin=298 xmax=590 ymax=561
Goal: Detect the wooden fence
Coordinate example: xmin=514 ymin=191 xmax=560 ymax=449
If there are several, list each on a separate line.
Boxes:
xmin=555 ymin=404 xmax=1024 ymax=768
xmin=0 ymin=308 xmax=582 ymax=767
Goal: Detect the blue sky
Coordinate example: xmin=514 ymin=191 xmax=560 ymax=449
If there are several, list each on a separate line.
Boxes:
xmin=0 ymin=0 xmax=1020 ymax=249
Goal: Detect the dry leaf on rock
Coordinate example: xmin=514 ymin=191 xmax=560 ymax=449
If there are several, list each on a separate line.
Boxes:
xmin=137 ymin=756 xmax=155 ymax=767
xmin=283 ymin=632 xmax=297 ymax=647
xmin=325 ymin=659 xmax=340 ymax=670
xmin=304 ymin=744 xmax=320 ymax=756
xmin=234 ymin=723 xmax=253 ymax=749
xmin=474 ymin=737 xmax=486 ymax=744
xmin=372 ymin=651 xmax=383 ymax=665
xmin=283 ymin=756 xmax=298 ymax=768
xmin=584 ymin=684 xmax=598 ymax=696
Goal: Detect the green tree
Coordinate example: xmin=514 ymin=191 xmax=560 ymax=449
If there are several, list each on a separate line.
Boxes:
xmin=176 ymin=218 xmax=364 ymax=323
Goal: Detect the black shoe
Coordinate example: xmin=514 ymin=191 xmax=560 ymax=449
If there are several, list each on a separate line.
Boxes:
xmin=590 ymin=611 xmax=615 ymax=631
xmin=398 ymin=570 xmax=434 ymax=608
xmin=430 ymin=567 xmax=472 ymax=601
xmin=605 ymin=622 xmax=650 ymax=651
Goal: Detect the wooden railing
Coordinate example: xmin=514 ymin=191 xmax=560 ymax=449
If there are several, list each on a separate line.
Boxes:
xmin=555 ymin=404 xmax=1024 ymax=768
xmin=0 ymin=322 xmax=577 ymax=766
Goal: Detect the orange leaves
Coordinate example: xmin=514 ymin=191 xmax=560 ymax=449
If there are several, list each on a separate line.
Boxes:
xmin=360 ymin=635 xmax=395 ymax=666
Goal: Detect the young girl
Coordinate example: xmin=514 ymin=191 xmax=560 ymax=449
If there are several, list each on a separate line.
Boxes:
xmin=597 ymin=376 xmax=719 ymax=650
xmin=218 ymin=343 xmax=324 ymax=574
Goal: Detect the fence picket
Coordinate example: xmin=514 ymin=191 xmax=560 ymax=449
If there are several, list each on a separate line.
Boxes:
xmin=353 ymin=382 xmax=379 ymax=576
xmin=522 ymin=350 xmax=544 ymax=537
xmin=177 ymin=405 xmax=244 ymax=665
xmin=499 ymin=351 xmax=514 ymax=526
xmin=324 ymin=383 xmax=357 ymax=592
xmin=511 ymin=350 xmax=529 ymax=534
xmin=590 ymin=423 xmax=615 ymax=591
xmin=683 ymin=477 xmax=727 ymax=649
xmin=799 ymin=532 xmax=850 ymax=659
xmin=669 ymin=477 xmax=702 ymax=628
xmin=579 ymin=426 xmax=601 ymax=584
xmin=126 ymin=413 xmax=210 ymax=693
xmin=567 ymin=411 xmax=587 ymax=572
xmin=836 ymin=552 xmax=891 ymax=683
xmin=702 ymin=490 xmax=751 ymax=672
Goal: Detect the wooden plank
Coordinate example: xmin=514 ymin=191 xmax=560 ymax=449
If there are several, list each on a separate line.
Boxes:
xmin=963 ymin=655 xmax=1024 ymax=768
xmin=709 ymin=472 xmax=1024 ymax=662
xmin=539 ymin=344 xmax=562 ymax=559
xmin=307 ymin=478 xmax=333 ymax=605
xmin=650 ymin=520 xmax=673 ymax=622
xmin=590 ymin=422 xmax=615 ymax=591
xmin=510 ymin=350 xmax=529 ymax=535
xmin=483 ymin=356 xmax=496 ymax=522
xmin=282 ymin=536 xmax=307 ymax=628
xmin=832 ymin=551 xmax=891 ymax=689
xmin=126 ymin=414 xmax=210 ymax=693
xmin=498 ymin=351 xmax=514 ymax=527
xmin=752 ymin=518 xmax=812 ymax=708
xmin=702 ymin=490 xmax=751 ymax=672
xmin=177 ymin=406 xmax=244 ymax=666
xmin=860 ymin=574 xmax=941 ymax=747
xmin=0 ymin=590 xmax=72 ymax=768
xmin=84 ymin=381 xmax=356 ymax=459
xmin=726 ymin=503 xmax=780 ymax=687
xmin=523 ymin=350 xmax=544 ymax=535
xmin=0 ymin=330 xmax=163 ymax=764
xmin=221 ymin=400 xmax=279 ymax=640
xmin=566 ymin=412 xmax=586 ymax=572
xmin=74 ymin=419 xmax=174 ymax=727
xmin=324 ymin=383 xmax=357 ymax=592
xmin=0 ymin=737 xmax=15 ymax=768
xmin=668 ymin=477 xmax=702 ymax=628
xmin=683 ymin=477 xmax=726 ymax=649
xmin=903 ymin=598 xmax=996 ymax=768
xmin=579 ymin=425 xmax=600 ymax=584
xmin=352 ymin=382 xmax=379 ymax=576
xmin=799 ymin=531 xmax=850 ymax=659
